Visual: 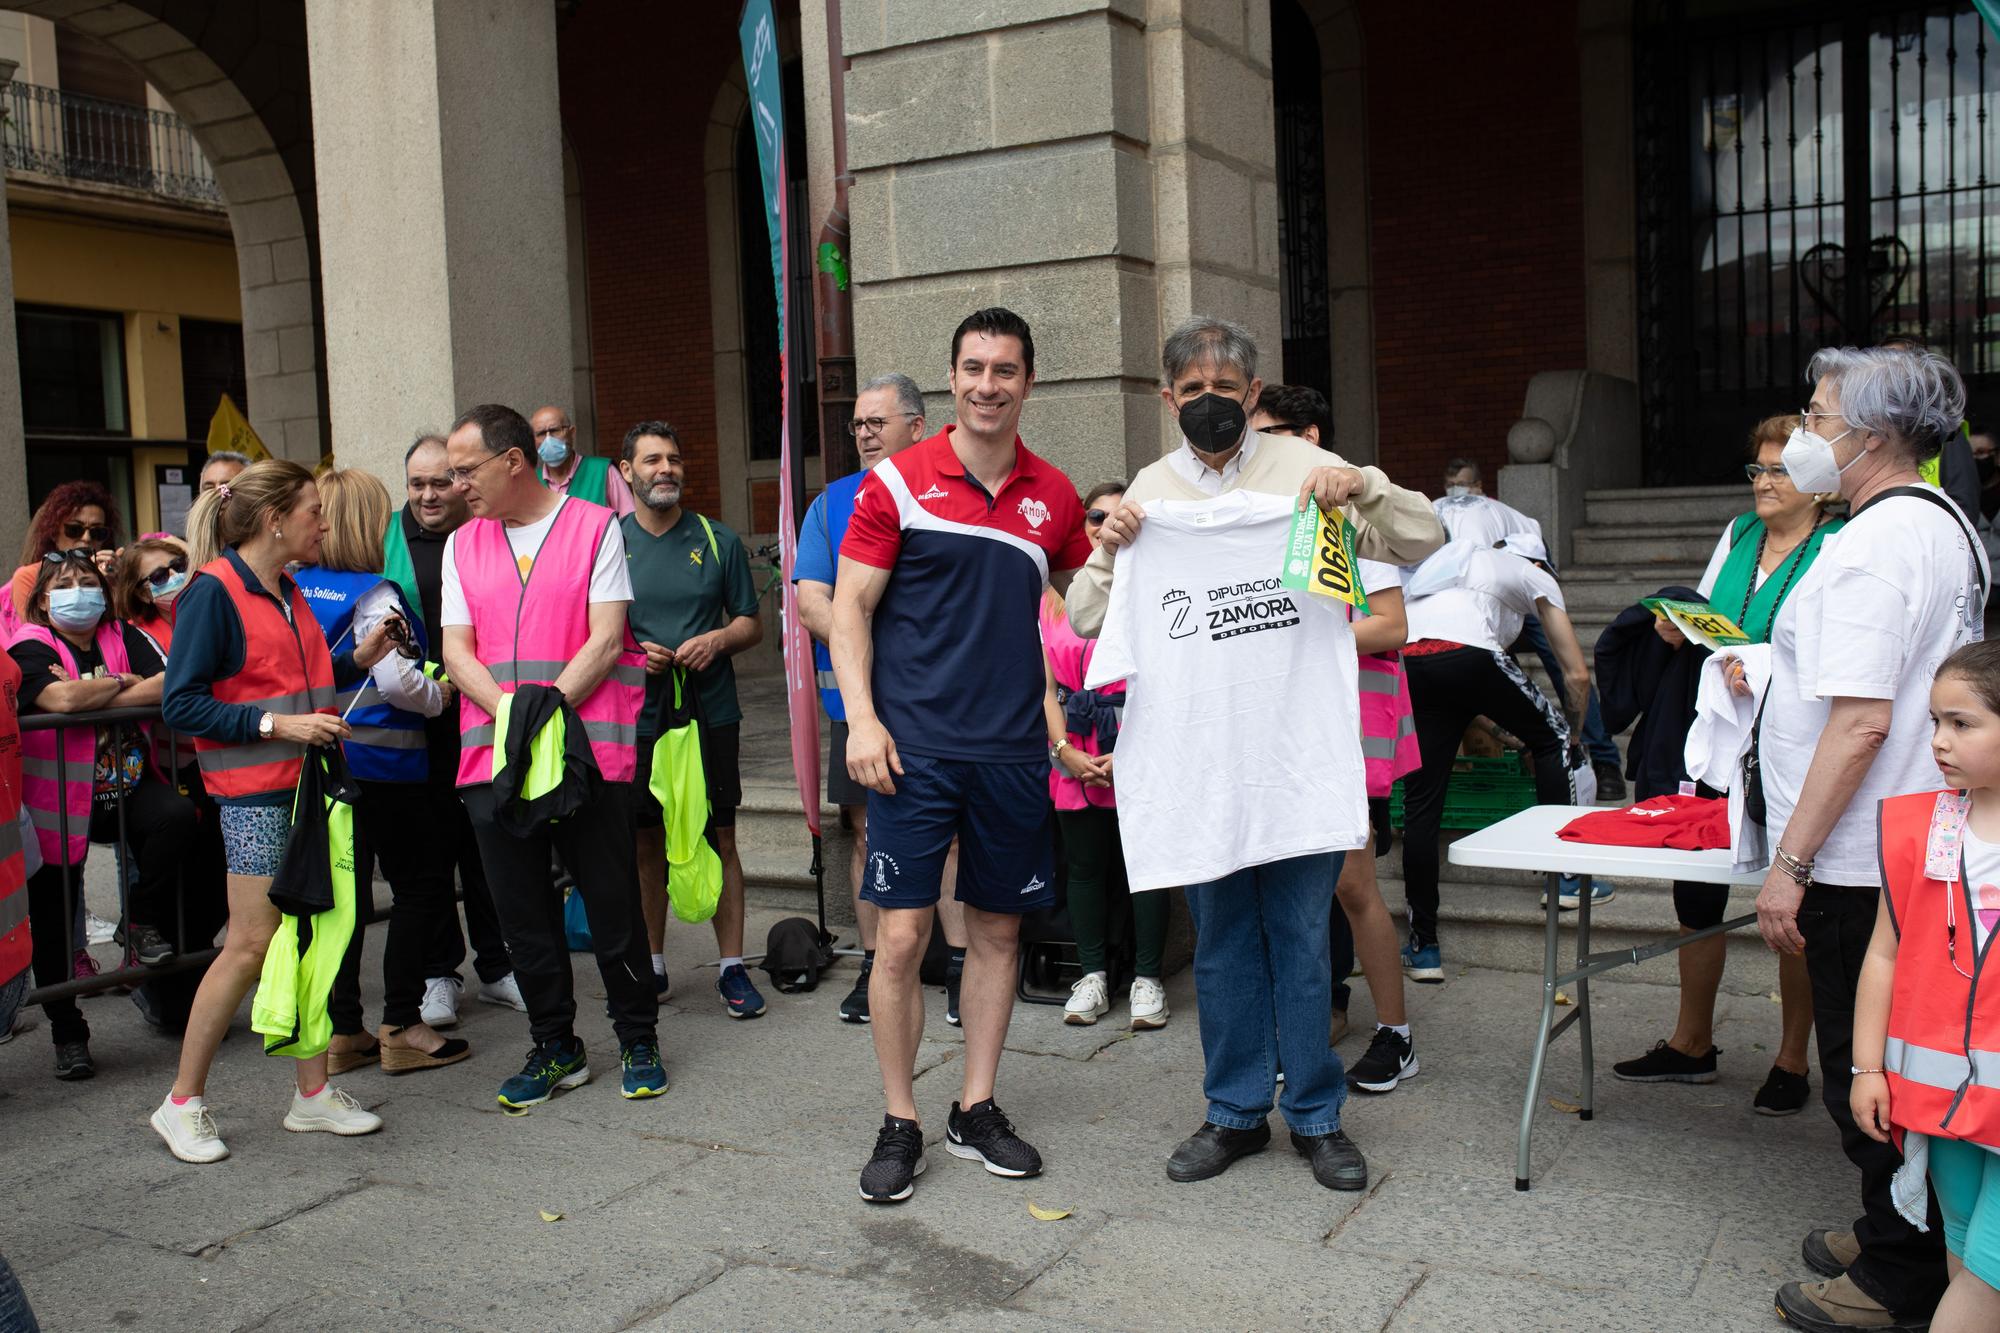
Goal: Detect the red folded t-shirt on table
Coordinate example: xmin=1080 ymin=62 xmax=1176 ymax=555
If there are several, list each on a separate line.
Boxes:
xmin=1556 ymin=795 xmax=1730 ymax=851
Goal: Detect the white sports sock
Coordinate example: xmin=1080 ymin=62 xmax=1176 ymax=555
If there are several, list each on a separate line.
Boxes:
xmin=1380 ymin=1023 xmax=1411 ymax=1040
xmin=719 ymin=956 xmax=744 ymax=972
xmin=651 ymin=953 xmax=666 ymax=976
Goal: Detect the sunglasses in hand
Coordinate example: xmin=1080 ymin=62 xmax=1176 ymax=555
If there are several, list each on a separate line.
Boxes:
xmin=383 ymin=614 xmax=422 ymax=661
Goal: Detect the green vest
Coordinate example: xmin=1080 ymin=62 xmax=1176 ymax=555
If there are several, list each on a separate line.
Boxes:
xmin=1707 ymin=510 xmax=1843 ymax=643
xmin=382 ymin=509 xmax=422 ymax=625
xmin=542 ymin=454 xmax=611 ymax=507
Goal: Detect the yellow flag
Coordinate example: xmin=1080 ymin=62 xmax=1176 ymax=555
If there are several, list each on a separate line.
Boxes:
xmin=206 ymin=392 xmax=270 ymax=463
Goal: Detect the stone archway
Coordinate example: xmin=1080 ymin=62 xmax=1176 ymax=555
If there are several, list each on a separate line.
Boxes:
xmin=704 ymin=62 xmax=754 ymax=536
xmin=12 ymin=0 xmax=325 ymax=462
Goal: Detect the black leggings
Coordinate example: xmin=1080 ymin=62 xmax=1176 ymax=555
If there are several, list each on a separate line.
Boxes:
xmin=1400 ymin=647 xmax=1572 ymax=945
xmin=331 ymin=780 xmax=468 ymax=1031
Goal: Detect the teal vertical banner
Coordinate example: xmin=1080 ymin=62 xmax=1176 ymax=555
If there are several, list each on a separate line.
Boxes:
xmin=739 ymin=0 xmax=786 ymax=346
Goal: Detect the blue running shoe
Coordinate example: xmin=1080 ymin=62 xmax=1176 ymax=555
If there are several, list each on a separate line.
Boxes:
xmin=497 ymin=1037 xmax=589 ymax=1109
xmin=717 ymin=963 xmax=766 ymax=1019
xmin=654 ymin=968 xmax=670 ymax=997
xmin=1401 ymin=939 xmax=1444 ymax=985
xmin=1547 ymin=875 xmax=1615 ymax=910
xmin=620 ymin=1040 xmax=668 ymax=1099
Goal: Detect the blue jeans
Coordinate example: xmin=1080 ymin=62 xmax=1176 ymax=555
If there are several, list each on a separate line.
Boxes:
xmin=1184 ymin=852 xmax=1346 ymax=1136
xmin=0 ymin=1251 xmax=39 ymax=1332
xmin=1520 ymin=614 xmax=1618 ymax=768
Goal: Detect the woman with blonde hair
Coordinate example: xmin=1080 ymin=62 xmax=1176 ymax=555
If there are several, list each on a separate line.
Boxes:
xmin=295 ymin=469 xmax=465 ymax=1076
xmin=154 ymin=459 xmax=393 ymax=1163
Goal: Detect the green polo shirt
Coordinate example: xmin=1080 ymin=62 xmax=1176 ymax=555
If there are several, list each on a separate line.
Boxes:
xmin=621 ymin=510 xmax=759 ymax=733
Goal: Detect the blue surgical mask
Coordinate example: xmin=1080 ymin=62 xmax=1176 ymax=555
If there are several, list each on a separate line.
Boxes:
xmin=537 ymin=436 xmax=571 ymax=468
xmin=150 ymin=571 xmax=189 ymax=604
xmin=48 ymin=586 xmax=105 ymax=632
xmin=1444 ymin=485 xmax=1476 ymax=502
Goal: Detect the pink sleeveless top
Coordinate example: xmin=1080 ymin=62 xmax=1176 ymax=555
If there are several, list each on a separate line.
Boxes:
xmin=1041 ymin=600 xmax=1123 ymax=811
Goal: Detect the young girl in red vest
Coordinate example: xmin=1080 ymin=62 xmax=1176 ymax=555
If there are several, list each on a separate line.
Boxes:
xmin=1855 ymin=639 xmax=2000 ymax=1332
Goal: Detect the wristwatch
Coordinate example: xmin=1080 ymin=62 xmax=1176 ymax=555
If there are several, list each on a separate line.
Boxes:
xmin=258 ymin=711 xmax=274 ymax=740
xmin=1049 ymin=737 xmax=1071 ymax=765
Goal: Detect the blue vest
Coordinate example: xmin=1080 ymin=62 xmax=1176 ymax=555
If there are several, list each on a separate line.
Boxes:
xmin=293 ymin=566 xmax=429 ymax=783
xmin=812 ymin=473 xmax=865 ymax=721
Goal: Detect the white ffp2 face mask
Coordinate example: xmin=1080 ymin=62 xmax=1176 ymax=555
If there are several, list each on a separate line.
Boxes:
xmin=1780 ymin=424 xmax=1860 ymax=494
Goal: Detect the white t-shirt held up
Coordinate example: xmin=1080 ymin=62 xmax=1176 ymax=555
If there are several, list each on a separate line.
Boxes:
xmin=1086 ymin=492 xmax=1368 ymax=892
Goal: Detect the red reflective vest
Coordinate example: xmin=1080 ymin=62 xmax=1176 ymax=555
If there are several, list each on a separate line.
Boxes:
xmin=0 ymin=652 xmax=27 ymax=984
xmin=191 ymin=558 xmax=337 ymax=800
xmin=9 ymin=621 xmax=135 ymax=866
xmin=128 ymin=612 xmax=191 ymax=772
xmin=1879 ymin=789 xmax=2000 ymax=1148
xmin=452 ymin=498 xmax=644 ymax=786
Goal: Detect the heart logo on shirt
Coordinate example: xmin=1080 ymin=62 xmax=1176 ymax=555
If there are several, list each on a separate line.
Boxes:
xmin=1017 ymin=498 xmax=1049 ymax=530
xmin=1978 ymin=881 xmax=2000 ymax=937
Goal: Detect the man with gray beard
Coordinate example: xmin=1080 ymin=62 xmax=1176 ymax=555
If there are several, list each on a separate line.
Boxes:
xmin=618 ymin=421 xmax=765 ymax=1018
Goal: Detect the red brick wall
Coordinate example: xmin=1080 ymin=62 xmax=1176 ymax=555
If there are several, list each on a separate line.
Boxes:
xmin=556 ymin=3 xmax=737 ymax=519
xmin=1360 ymin=1 xmax=1587 ymax=493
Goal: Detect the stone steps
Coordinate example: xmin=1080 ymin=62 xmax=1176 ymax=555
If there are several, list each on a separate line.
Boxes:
xmin=1572 ymin=524 xmax=1724 ymax=567
xmin=1583 ymin=485 xmax=1745 ymax=529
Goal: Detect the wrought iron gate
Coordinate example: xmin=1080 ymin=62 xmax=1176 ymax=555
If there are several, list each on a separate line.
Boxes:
xmin=1637 ymin=0 xmax=2000 ymax=483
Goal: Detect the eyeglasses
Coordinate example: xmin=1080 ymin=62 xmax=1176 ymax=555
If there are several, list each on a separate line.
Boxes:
xmin=1085 ymin=508 xmax=1111 ymax=524
xmin=41 ymin=548 xmax=93 ymax=565
xmin=846 ymin=413 xmax=919 ymax=437
xmin=533 ymin=426 xmax=571 ymax=439
xmin=145 ymin=556 xmax=189 ymax=588
xmin=1744 ymin=463 xmax=1791 ymax=481
xmin=1799 ymin=409 xmax=1847 ymax=425
xmin=446 ymin=449 xmax=515 ymax=486
xmin=1259 ymin=423 xmax=1303 ymax=437
xmin=61 ymin=521 xmax=111 ymax=544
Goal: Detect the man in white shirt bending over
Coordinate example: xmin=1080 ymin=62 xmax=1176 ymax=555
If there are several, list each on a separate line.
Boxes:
xmin=1075 ymin=317 xmax=1443 ymax=1196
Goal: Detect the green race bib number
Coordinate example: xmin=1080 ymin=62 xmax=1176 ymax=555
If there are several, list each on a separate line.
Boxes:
xmin=1641 ymin=597 xmax=1751 ymax=650
xmin=1282 ymin=500 xmax=1370 ymax=614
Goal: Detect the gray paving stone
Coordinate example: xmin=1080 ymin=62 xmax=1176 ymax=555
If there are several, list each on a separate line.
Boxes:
xmin=1386 ymin=1269 xmax=1775 ymax=1333
xmin=1014 ymin=1216 xmax=1423 ymax=1330
xmin=633 ymin=1264 xmax=1073 ymax=1331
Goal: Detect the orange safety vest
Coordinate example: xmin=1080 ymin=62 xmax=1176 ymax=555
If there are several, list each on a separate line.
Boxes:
xmin=1879 ymin=789 xmax=2000 ymax=1148
xmin=190 ymin=557 xmax=337 ymax=800
xmin=0 ymin=652 xmax=26 ymax=983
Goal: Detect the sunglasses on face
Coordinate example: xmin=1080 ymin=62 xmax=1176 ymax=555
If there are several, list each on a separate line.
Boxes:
xmin=1085 ymin=508 xmax=1110 ymax=524
xmin=145 ymin=556 xmax=189 ymax=588
xmin=62 ymin=521 xmax=111 ymax=544
xmin=41 ymin=548 xmax=94 ymax=565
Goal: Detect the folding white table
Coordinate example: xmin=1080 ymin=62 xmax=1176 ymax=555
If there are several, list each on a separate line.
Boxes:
xmin=1446 ymin=803 xmax=1764 ymax=1190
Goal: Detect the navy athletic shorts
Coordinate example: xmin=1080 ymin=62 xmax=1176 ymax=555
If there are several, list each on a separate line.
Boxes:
xmin=861 ymin=753 xmax=1055 ymax=914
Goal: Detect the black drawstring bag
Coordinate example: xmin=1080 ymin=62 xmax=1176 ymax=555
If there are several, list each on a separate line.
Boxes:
xmin=761 ymin=917 xmax=834 ymax=994
xmin=270 ymin=743 xmax=360 ymax=918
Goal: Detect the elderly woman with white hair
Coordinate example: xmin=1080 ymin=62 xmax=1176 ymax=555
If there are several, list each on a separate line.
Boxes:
xmin=1752 ymin=343 xmax=1988 ymax=1332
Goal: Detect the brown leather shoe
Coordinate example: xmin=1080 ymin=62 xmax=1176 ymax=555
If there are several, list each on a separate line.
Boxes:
xmin=1802 ymin=1228 xmax=1862 ymax=1279
xmin=1774 ymin=1274 xmax=1928 ymax=1332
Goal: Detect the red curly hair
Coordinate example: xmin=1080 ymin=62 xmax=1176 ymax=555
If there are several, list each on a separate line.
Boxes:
xmin=19 ymin=481 xmax=121 ymax=566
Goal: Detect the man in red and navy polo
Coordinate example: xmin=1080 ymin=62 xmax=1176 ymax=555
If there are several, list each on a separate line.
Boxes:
xmin=833 ymin=307 xmax=1092 ymax=1204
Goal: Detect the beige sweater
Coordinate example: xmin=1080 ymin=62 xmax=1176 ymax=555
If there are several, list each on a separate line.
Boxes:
xmin=1066 ymin=431 xmax=1446 ymax=636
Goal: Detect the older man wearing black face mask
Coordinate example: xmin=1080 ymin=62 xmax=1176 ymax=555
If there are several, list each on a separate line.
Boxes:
xmin=1066 ymin=316 xmax=1443 ymax=1195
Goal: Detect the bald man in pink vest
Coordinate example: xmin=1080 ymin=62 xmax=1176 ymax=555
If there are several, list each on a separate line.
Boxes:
xmin=440 ymin=403 xmax=663 ymax=1109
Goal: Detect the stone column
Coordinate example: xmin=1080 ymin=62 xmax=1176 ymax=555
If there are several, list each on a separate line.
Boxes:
xmin=0 ymin=58 xmax=31 ymax=562
xmin=841 ymin=0 xmax=1283 ymax=483
xmin=304 ymin=0 xmax=571 ymax=482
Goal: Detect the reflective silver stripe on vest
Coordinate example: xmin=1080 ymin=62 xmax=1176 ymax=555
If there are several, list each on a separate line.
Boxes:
xmin=0 ymin=886 xmax=26 ymax=936
xmin=1357 ymin=669 xmax=1400 ymax=695
xmin=463 ymin=726 xmax=495 ymax=748
xmin=463 ymin=722 xmax=635 ymax=751
xmin=198 ymin=739 xmax=305 ymax=773
xmin=1883 ymin=1036 xmax=2000 ymax=1091
xmin=19 ymin=756 xmax=73 ymax=781
xmin=348 ymin=726 xmax=425 ymax=751
xmin=230 ymin=687 xmax=327 ymax=714
xmin=27 ymin=806 xmax=69 ymax=832
xmin=336 ymin=683 xmax=386 ymax=711
xmin=489 ymin=660 xmax=645 ymax=689
xmin=0 ymin=814 xmax=21 ymax=862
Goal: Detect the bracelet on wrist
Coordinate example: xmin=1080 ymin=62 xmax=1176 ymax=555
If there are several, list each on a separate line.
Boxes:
xmin=1851 ymin=1066 xmax=1886 ymax=1076
xmin=1774 ymin=845 xmax=1815 ymax=887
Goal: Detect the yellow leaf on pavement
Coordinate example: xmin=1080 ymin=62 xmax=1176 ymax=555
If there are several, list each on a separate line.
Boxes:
xmin=540 ymin=1210 xmax=564 ymax=1223
xmin=1026 ymin=1202 xmax=1070 ymax=1221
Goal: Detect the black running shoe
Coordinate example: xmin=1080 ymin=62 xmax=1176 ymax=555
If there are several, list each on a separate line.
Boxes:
xmin=115 ymin=922 xmax=175 ymax=967
xmin=945 ymin=965 xmax=962 ymax=1028
xmin=1754 ymin=1065 xmax=1811 ymax=1116
xmin=1612 ymin=1039 xmax=1718 ymax=1084
xmin=859 ymin=1115 xmax=927 ymax=1203
xmin=1347 ymin=1026 xmax=1419 ymax=1093
xmin=840 ymin=963 xmax=872 ymax=1025
xmin=54 ymin=1040 xmax=94 ymax=1080
xmin=946 ymin=1098 xmax=1042 ymax=1178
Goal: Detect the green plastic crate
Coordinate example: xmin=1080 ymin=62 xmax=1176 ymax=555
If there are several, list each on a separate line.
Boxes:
xmin=1388 ymin=753 xmax=1538 ymax=831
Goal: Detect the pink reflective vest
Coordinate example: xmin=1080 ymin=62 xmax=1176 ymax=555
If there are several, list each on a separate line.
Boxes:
xmin=1358 ymin=648 xmax=1421 ymax=799
xmin=9 ymin=620 xmax=135 ymax=866
xmin=452 ymin=498 xmax=645 ymax=786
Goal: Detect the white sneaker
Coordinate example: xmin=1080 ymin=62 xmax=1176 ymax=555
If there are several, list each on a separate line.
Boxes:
xmin=477 ymin=973 xmax=527 ymax=1013
xmin=1129 ymin=976 xmax=1170 ymax=1031
xmin=1064 ymin=971 xmax=1110 ymax=1025
xmin=151 ymin=1094 xmax=229 ymax=1164
xmin=283 ymin=1085 xmax=383 ymax=1137
xmin=420 ymin=976 xmax=462 ymax=1028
